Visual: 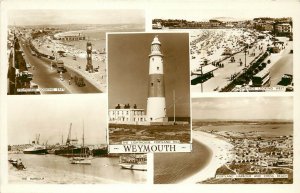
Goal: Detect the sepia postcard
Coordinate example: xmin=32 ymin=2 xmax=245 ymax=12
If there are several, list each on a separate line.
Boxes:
xmin=107 ymin=32 xmax=192 ymax=153
xmin=0 ymin=0 xmax=299 ymax=193
xmin=151 ymin=12 xmax=293 ymax=94
xmin=7 ymin=9 xmax=144 ymax=95
xmin=154 ymin=96 xmax=293 ymax=184
xmin=6 ymin=95 xmax=147 ymax=184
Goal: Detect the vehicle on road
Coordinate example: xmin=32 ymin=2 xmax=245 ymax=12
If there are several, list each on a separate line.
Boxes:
xmin=56 ymin=60 xmax=67 ymax=73
xmin=286 ymin=85 xmax=293 ymax=92
xmin=31 ymin=51 xmax=36 ymax=56
xmin=19 ymin=71 xmax=33 ymax=81
xmin=26 ymin=63 xmax=31 ymax=68
xmin=251 ymin=68 xmax=270 ymax=87
xmin=280 ymin=74 xmax=293 ymax=86
xmin=75 ymin=76 xmax=85 ymax=87
xmin=30 ymin=82 xmax=40 ymax=94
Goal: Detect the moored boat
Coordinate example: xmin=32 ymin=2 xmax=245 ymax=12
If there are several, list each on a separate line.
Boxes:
xmin=55 ymin=123 xmax=90 ymax=157
xmin=23 ymin=145 xmax=47 ymax=154
xmin=70 ymin=156 xmax=92 ymax=164
xmin=69 ymin=121 xmax=92 ymax=165
xmin=23 ymin=134 xmax=47 ymax=155
xmin=119 ymin=154 xmax=147 ymax=171
xmin=119 ymin=162 xmax=147 ymax=171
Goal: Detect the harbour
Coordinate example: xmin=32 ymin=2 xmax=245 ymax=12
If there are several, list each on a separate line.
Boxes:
xmin=9 ymin=153 xmax=146 ymax=184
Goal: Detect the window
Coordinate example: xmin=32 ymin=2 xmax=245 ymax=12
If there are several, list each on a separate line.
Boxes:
xmin=157 ymin=66 xmax=159 ymax=70
xmin=157 ymin=79 xmax=160 ymax=83
xmin=151 ymin=82 xmax=153 ymax=86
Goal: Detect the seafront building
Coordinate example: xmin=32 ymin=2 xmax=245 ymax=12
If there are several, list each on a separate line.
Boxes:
xmin=109 ymin=106 xmax=147 ymax=124
xmin=54 ymin=33 xmax=86 ymax=41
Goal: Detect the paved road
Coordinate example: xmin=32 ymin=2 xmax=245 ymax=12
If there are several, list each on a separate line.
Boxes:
xmin=269 ymin=42 xmax=293 ymax=87
xmin=20 ymin=39 xmax=101 ymax=94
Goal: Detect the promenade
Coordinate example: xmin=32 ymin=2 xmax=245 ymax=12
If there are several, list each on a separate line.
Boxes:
xmin=31 ymin=36 xmax=106 ymax=92
xmin=190 ymin=28 xmax=291 ymax=93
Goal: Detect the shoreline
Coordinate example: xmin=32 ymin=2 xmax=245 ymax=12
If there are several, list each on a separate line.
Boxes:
xmin=154 ymin=139 xmax=211 ymax=184
xmin=8 ymin=154 xmax=146 ymax=184
xmin=180 ymin=130 xmax=234 ymax=184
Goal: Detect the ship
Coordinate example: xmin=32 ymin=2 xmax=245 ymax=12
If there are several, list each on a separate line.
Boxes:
xmin=23 ymin=145 xmax=47 ymax=154
xmin=70 ymin=121 xmax=92 ymax=165
xmin=23 ymin=134 xmax=47 ymax=155
xmin=91 ymin=146 xmax=108 ymax=157
xmin=54 ymin=123 xmax=90 ymax=157
xmin=119 ymin=154 xmax=147 ymax=171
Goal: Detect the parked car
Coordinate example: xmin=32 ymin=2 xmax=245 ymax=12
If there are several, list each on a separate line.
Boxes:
xmin=19 ymin=71 xmax=33 ymax=81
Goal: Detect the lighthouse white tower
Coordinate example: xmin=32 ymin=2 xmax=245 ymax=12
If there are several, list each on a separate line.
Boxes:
xmin=146 ymin=35 xmax=167 ymax=122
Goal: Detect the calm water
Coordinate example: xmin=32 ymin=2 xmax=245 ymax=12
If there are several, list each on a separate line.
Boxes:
xmin=194 ymin=123 xmax=293 ymax=137
xmin=9 ymin=154 xmax=146 ymax=184
xmin=64 ymin=24 xmax=144 ymax=51
xmin=154 ymin=139 xmax=211 ymax=184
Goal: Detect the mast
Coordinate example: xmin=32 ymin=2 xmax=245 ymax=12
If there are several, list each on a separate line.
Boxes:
xmin=82 ymin=120 xmax=85 ymax=157
xmin=173 ymin=90 xmax=176 ymax=123
xmin=67 ymin=123 xmax=72 ymax=145
xmin=82 ymin=120 xmax=85 ymax=147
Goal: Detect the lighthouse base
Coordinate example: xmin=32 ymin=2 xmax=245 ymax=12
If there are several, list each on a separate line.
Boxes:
xmin=146 ymin=97 xmax=167 ymax=122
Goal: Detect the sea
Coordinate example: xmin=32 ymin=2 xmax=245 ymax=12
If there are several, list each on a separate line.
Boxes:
xmin=193 ymin=121 xmax=293 ymax=137
xmin=59 ymin=24 xmax=144 ymax=52
xmin=154 ymin=139 xmax=211 ymax=184
xmin=9 ymin=154 xmax=146 ymax=184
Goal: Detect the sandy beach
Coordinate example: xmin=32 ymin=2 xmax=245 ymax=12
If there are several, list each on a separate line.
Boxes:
xmin=180 ymin=130 xmax=234 ymax=184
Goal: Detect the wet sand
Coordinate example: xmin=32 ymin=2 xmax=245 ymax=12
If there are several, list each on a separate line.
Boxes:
xmin=181 ymin=130 xmax=234 ymax=183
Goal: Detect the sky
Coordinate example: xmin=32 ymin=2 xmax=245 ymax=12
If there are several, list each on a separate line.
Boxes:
xmin=108 ymin=33 xmax=190 ymax=118
xmin=8 ymin=94 xmax=107 ymax=145
xmin=192 ymin=96 xmax=293 ymax=121
xmin=151 ymin=3 xmax=295 ymax=22
xmin=8 ymin=9 xmax=144 ymax=26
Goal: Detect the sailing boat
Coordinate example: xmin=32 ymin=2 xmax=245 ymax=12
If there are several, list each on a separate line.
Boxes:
xmin=69 ymin=121 xmax=92 ymax=164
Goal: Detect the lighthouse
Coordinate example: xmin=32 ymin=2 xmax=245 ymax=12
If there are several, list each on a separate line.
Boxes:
xmin=146 ymin=35 xmax=167 ymax=122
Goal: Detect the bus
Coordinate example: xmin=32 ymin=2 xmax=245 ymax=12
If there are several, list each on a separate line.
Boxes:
xmin=56 ymin=60 xmax=66 ymax=73
xmin=251 ymin=68 xmax=270 ymax=87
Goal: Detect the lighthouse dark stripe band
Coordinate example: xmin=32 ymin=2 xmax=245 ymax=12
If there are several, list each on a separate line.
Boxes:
xmin=148 ymin=74 xmax=165 ymax=97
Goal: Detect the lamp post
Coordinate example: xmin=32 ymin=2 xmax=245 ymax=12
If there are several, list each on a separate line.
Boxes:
xmin=200 ymin=63 xmax=203 ymax=93
xmin=244 ymin=44 xmax=248 ymax=68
